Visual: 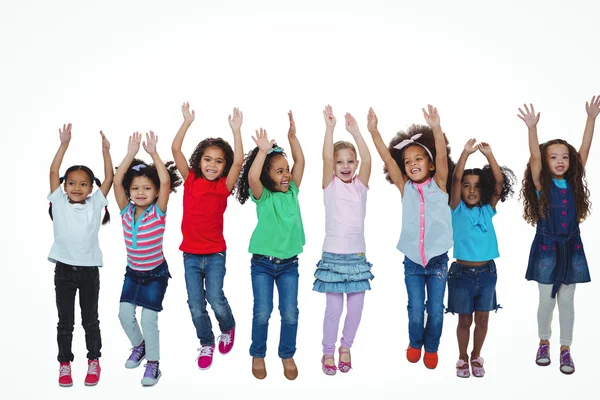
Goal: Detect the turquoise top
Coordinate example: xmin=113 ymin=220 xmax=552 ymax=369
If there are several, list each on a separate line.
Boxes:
xmin=451 ymin=201 xmax=499 ymax=262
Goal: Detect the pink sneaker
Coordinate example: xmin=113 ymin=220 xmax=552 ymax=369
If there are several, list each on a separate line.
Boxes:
xmin=84 ymin=359 xmax=101 ymax=386
xmin=218 ymin=326 xmax=235 ymax=355
xmin=197 ymin=345 xmax=215 ymax=370
xmin=58 ymin=362 xmax=73 ymax=387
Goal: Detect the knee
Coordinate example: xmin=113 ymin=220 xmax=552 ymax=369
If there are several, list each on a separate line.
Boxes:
xmin=458 ymin=315 xmax=473 ymax=329
xmin=206 ymin=289 xmax=226 ymax=310
xmin=118 ymin=303 xmax=135 ymax=324
xmin=281 ymin=306 xmax=299 ymax=325
xmin=141 ymin=309 xmax=158 ymax=330
xmin=407 ymin=300 xmax=426 ymax=316
xmin=187 ymin=298 xmax=208 ymax=316
xmin=57 ymin=320 xmax=74 ymax=333
xmin=474 ymin=314 xmax=489 ymax=329
xmin=253 ymin=304 xmax=273 ymax=324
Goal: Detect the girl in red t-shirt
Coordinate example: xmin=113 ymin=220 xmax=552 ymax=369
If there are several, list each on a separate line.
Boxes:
xmin=171 ymin=102 xmax=245 ymax=370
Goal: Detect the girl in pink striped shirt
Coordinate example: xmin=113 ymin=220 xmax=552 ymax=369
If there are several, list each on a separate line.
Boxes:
xmin=113 ymin=131 xmax=181 ymax=386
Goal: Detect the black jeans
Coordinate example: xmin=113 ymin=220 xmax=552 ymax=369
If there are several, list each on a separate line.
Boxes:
xmin=54 ymin=262 xmax=102 ymax=362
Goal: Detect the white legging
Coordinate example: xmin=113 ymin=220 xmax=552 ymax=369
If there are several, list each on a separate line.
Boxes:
xmin=537 ymin=283 xmax=576 ymax=346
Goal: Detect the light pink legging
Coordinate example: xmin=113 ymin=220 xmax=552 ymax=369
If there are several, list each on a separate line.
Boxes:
xmin=322 ymin=291 xmax=366 ymax=355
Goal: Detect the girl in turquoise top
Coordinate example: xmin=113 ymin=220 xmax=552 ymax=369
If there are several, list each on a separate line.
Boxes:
xmin=448 ymin=138 xmax=516 ymax=378
xmin=235 ymin=112 xmax=305 ymax=381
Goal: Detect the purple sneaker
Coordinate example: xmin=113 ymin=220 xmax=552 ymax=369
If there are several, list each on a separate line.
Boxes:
xmin=559 ymin=350 xmax=575 ymax=375
xmin=141 ymin=361 xmax=161 ymax=386
xmin=125 ymin=341 xmax=146 ymax=369
xmin=535 ymin=344 xmax=551 ymax=366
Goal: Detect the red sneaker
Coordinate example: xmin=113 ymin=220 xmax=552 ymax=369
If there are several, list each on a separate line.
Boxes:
xmin=406 ymin=345 xmax=422 ymax=363
xmin=58 ymin=362 xmax=73 ymax=387
xmin=423 ymin=351 xmax=439 ymax=369
xmin=84 ymin=359 xmax=101 ymax=386
xmin=197 ymin=345 xmax=215 ymax=370
xmin=218 ymin=326 xmax=235 ymax=355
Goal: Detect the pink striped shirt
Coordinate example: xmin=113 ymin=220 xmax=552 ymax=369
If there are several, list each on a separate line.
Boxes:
xmin=121 ymin=202 xmax=166 ymax=271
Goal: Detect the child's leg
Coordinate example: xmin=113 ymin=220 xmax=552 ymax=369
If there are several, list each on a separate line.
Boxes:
xmin=537 ymin=283 xmax=557 ymax=344
xmin=404 ymin=260 xmax=427 ymax=349
xmin=78 ymin=267 xmax=101 ymax=360
xmin=340 ymin=291 xmax=366 ymax=350
xmin=54 ymin=263 xmax=77 ymax=363
xmin=323 ymin=292 xmax=344 ymax=355
xmin=457 ymin=314 xmax=473 ymax=363
xmin=275 ymin=259 xmax=299 ymax=359
xmin=183 ymin=253 xmax=214 ymax=346
xmin=423 ymin=264 xmax=448 ymax=353
xmin=556 ymin=284 xmax=576 ymax=349
xmin=118 ymin=302 xmax=143 ymax=348
xmin=472 ymin=311 xmax=490 ymax=360
xmin=140 ymin=308 xmax=160 ymax=361
xmin=249 ymin=256 xmax=276 ymax=358
xmin=204 ymin=252 xmax=235 ymax=334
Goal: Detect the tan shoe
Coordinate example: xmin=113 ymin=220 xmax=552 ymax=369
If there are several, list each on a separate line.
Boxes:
xmin=282 ymin=357 xmax=298 ymax=380
xmin=252 ymin=357 xmax=267 ymax=379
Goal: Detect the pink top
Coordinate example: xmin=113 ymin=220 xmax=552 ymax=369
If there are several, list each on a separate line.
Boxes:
xmin=322 ymin=175 xmax=368 ymax=254
xmin=414 ymin=178 xmax=431 ymax=266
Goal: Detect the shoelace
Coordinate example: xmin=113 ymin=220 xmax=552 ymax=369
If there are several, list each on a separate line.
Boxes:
xmin=143 ymin=362 xmax=158 ymax=378
xmin=197 ymin=346 xmax=214 ymax=358
xmin=59 ymin=365 xmax=71 ymax=377
xmin=87 ymin=361 xmax=99 ymax=375
xmin=218 ymin=332 xmax=232 ymax=345
xmin=129 ymin=344 xmax=144 ymax=360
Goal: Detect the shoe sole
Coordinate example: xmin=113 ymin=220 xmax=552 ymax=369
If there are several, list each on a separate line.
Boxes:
xmin=59 ymin=382 xmax=73 ymax=387
xmin=560 ymin=367 xmax=575 ymax=375
xmin=536 ymin=359 xmax=551 ymax=366
xmin=125 ymin=356 xmax=145 ymax=369
xmin=84 ymin=381 xmax=99 ymax=386
xmin=141 ymin=371 xmax=162 ymax=386
xmin=197 ymin=361 xmax=213 ymax=370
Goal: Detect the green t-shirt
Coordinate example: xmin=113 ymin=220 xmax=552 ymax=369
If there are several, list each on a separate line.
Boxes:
xmin=248 ymin=180 xmax=305 ymax=259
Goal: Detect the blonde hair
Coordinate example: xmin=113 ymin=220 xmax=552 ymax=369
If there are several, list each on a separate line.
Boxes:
xmin=333 ymin=141 xmax=357 ymax=158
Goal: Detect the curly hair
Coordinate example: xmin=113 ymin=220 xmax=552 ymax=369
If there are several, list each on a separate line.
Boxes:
xmin=120 ymin=158 xmax=182 ymax=200
xmin=235 ymin=144 xmax=287 ymax=205
xmin=520 ymin=139 xmax=591 ymax=225
xmin=188 ymin=138 xmax=234 ymax=179
xmin=49 ymin=165 xmax=110 ymax=225
xmin=385 ymin=124 xmax=456 ymax=196
xmin=463 ymin=165 xmax=517 ymax=205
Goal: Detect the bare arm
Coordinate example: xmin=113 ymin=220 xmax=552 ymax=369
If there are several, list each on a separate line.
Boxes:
xmin=99 ymin=131 xmax=114 ymax=197
xmin=423 ymin=105 xmax=448 ymax=193
xmin=50 ymin=123 xmax=71 ymax=193
xmin=114 ymin=132 xmax=141 ymax=211
xmin=579 ymin=95 xmax=600 ymax=168
xmin=226 ymin=107 xmax=244 ymax=191
xmin=451 ymin=139 xmax=477 ymax=210
xmin=287 ymin=111 xmax=305 ymax=188
xmin=322 ymin=105 xmax=336 ymax=188
xmin=346 ymin=113 xmax=371 ymax=186
xmin=144 ymin=131 xmax=170 ymax=213
xmin=518 ymin=104 xmax=542 ymax=192
xmin=171 ymin=102 xmax=195 ymax=181
xmin=368 ymin=108 xmax=406 ymax=196
xmin=479 ymin=142 xmax=504 ymax=209
xmin=248 ymin=128 xmax=274 ymax=200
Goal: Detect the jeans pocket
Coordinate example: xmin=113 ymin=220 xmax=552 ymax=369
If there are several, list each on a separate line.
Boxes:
xmin=449 ymin=263 xmax=462 ymax=279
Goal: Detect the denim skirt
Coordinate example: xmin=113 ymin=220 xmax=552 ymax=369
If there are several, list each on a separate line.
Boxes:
xmin=120 ymin=260 xmax=171 ymax=312
xmin=313 ymin=252 xmax=374 ymax=293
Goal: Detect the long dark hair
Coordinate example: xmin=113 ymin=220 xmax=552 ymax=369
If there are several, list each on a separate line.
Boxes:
xmin=235 ymin=144 xmax=287 ymax=205
xmin=463 ymin=165 xmax=517 ymax=205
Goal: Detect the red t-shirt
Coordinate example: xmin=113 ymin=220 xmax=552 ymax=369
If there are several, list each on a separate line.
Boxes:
xmin=180 ymin=170 xmax=231 ymax=254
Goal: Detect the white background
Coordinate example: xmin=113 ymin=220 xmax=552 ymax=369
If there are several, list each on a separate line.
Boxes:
xmin=1 ymin=0 xmax=599 ymax=398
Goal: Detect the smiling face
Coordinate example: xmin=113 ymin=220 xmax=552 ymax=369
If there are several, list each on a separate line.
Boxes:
xmin=129 ymin=176 xmax=158 ymax=207
xmin=461 ymin=174 xmax=481 ymax=207
xmin=546 ymin=143 xmax=570 ymax=179
xmin=200 ymin=146 xmax=227 ymax=181
xmin=403 ymin=145 xmax=434 ymax=183
xmin=334 ymin=148 xmax=359 ymax=183
xmin=64 ymin=170 xmax=93 ymax=203
xmin=267 ymin=155 xmax=291 ymax=192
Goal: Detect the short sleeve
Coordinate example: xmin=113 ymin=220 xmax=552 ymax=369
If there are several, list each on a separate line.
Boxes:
xmin=184 ymin=169 xmax=196 ymax=189
xmin=250 ymin=186 xmax=271 ymax=204
xmin=483 ymin=203 xmax=497 ymax=218
xmin=48 ymin=186 xmax=65 ymax=202
xmin=451 ymin=200 xmax=466 ymax=216
xmin=354 ymin=175 xmax=369 ymax=193
xmin=289 ymin=180 xmax=299 ymax=194
xmin=155 ymin=203 xmax=166 ymax=217
xmin=92 ymin=189 xmax=109 ymax=209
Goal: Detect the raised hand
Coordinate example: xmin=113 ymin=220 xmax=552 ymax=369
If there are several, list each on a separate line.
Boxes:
xmin=228 ymin=107 xmax=243 ymax=130
xmin=463 ymin=138 xmax=478 ymax=154
xmin=517 ymin=104 xmax=540 ymax=128
xmin=422 ymin=104 xmax=441 ymax=129
xmin=59 ymin=123 xmax=72 ymax=144
xmin=252 ymin=128 xmax=275 ymax=153
xmin=287 ymin=110 xmax=296 ymax=136
xmin=585 ymin=95 xmax=600 ymax=119
xmin=182 ymin=102 xmax=195 ymax=123
xmin=143 ymin=131 xmax=158 ymax=155
xmin=367 ymin=107 xmax=378 ymax=133
xmin=345 ymin=113 xmax=360 ymax=136
xmin=478 ymin=141 xmax=493 ymax=156
xmin=323 ymin=105 xmax=336 ymax=128
xmin=100 ymin=130 xmax=110 ymax=151
xmin=127 ymin=132 xmax=142 ymax=156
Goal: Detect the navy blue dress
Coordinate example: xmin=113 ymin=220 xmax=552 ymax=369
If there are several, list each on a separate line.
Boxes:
xmin=525 ymin=180 xmax=591 ymax=297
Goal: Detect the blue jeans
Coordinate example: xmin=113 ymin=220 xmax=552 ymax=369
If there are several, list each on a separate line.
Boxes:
xmin=404 ymin=253 xmax=449 ymax=353
xmin=250 ymin=254 xmax=299 ymax=359
xmin=183 ymin=252 xmax=235 ymax=346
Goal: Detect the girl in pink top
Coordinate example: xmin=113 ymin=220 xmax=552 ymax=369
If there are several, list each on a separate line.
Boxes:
xmin=313 ymin=105 xmax=373 ymax=375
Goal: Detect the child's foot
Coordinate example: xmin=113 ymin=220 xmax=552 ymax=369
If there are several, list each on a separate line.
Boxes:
xmin=338 ymin=347 xmax=352 ymax=373
xmin=321 ymin=354 xmax=337 ymax=376
xmin=406 ymin=345 xmax=422 ymax=363
xmin=559 ymin=350 xmax=575 ymax=375
xmin=252 ymin=357 xmax=267 ymax=380
xmin=282 ymin=357 xmax=298 ymax=380
xmin=197 ymin=344 xmax=215 ymax=370
xmin=535 ymin=343 xmax=551 ymax=366
xmin=455 ymin=359 xmax=470 ymax=378
xmin=141 ymin=361 xmax=161 ymax=386
xmin=125 ymin=341 xmax=146 ymax=369
xmin=58 ymin=362 xmax=73 ymax=387
xmin=470 ymin=357 xmax=485 ymax=377
xmin=84 ymin=359 xmax=101 ymax=386
xmin=423 ymin=351 xmax=438 ymax=369
xmin=218 ymin=326 xmax=235 ymax=355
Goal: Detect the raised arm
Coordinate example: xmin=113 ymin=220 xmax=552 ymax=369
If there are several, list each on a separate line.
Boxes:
xmin=114 ymin=132 xmax=141 ymax=211
xmin=518 ymin=104 xmax=542 ymax=192
xmin=50 ymin=123 xmax=72 ymax=193
xmin=346 ymin=113 xmax=371 ymax=186
xmin=451 ymin=138 xmax=477 ymax=210
xmin=478 ymin=142 xmax=504 ymax=209
xmin=423 ymin=104 xmax=448 ymax=193
xmin=322 ymin=105 xmax=336 ymax=188
xmin=143 ymin=131 xmax=171 ymax=213
xmin=99 ymin=131 xmax=114 ymax=197
xmin=580 ymin=95 xmax=600 ymax=168
xmin=287 ymin=111 xmax=305 ymax=188
xmin=248 ymin=128 xmax=275 ymax=200
xmin=171 ymin=102 xmax=195 ymax=181
xmin=367 ymin=108 xmax=406 ymax=196
xmin=226 ymin=107 xmax=244 ymax=191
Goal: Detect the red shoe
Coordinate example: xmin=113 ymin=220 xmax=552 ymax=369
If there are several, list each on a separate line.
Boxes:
xmin=58 ymin=362 xmax=73 ymax=387
xmin=197 ymin=345 xmax=215 ymax=370
xmin=84 ymin=359 xmax=101 ymax=386
xmin=406 ymin=345 xmax=422 ymax=363
xmin=218 ymin=326 xmax=235 ymax=355
xmin=423 ymin=351 xmax=438 ymax=369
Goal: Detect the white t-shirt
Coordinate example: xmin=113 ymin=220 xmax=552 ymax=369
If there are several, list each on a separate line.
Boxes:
xmin=47 ymin=187 xmax=108 ymax=266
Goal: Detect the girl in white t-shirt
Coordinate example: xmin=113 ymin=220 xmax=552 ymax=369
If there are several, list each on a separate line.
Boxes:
xmin=48 ymin=123 xmax=114 ymax=388
xmin=313 ymin=105 xmax=373 ymax=375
